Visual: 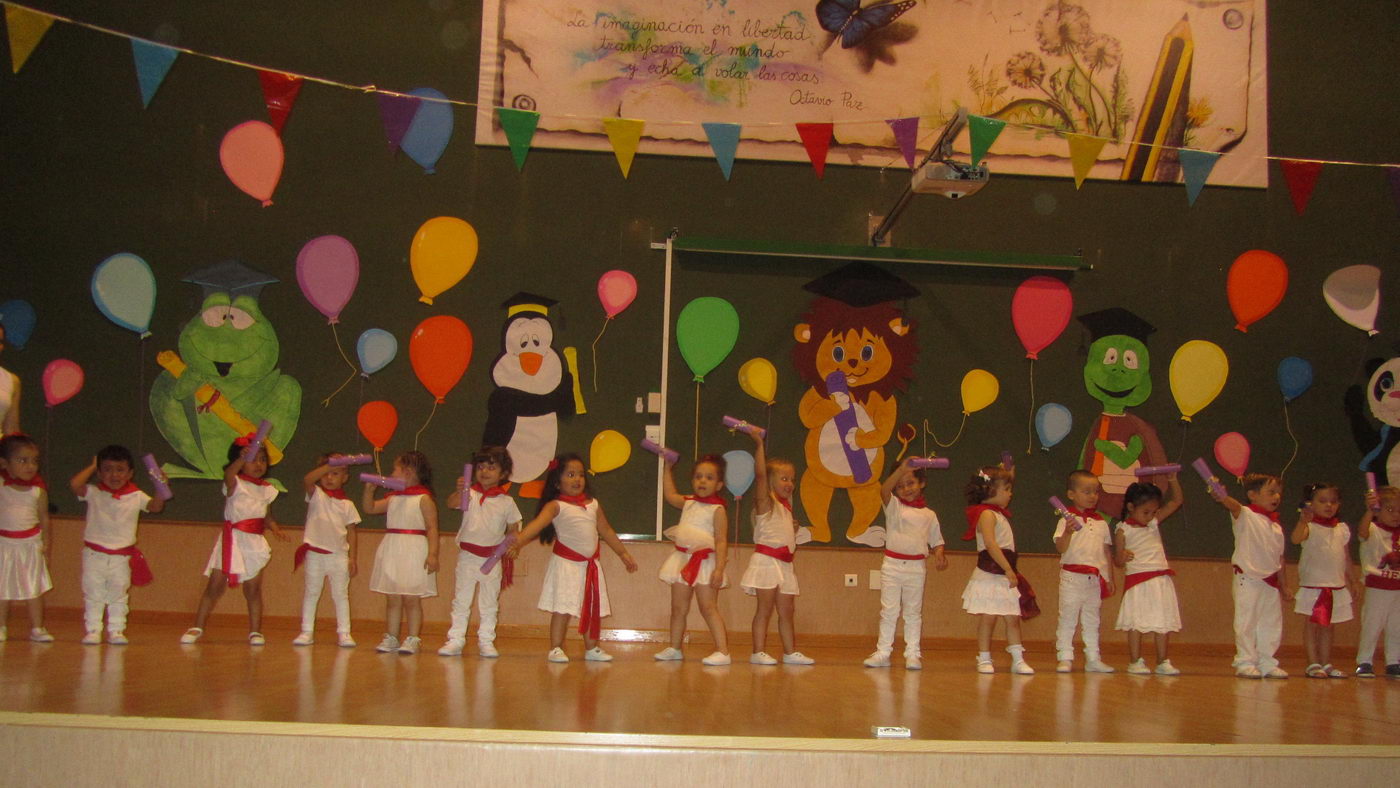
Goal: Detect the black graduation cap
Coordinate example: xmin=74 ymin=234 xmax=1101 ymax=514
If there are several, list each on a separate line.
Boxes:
xmin=502 ymin=292 xmax=558 ymax=319
xmin=1077 ymin=307 xmax=1156 ymax=343
xmin=182 ymin=260 xmax=278 ymax=299
xmin=802 ymin=262 xmax=919 ymax=307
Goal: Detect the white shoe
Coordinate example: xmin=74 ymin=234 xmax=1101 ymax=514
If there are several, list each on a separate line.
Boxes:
xmin=81 ymin=631 xmax=103 ymax=645
xmin=1262 ymin=667 xmax=1289 ymax=679
xmin=1056 ymin=660 xmax=1073 ymax=673
xmin=584 ymin=646 xmax=613 ymax=662
xmin=863 ymin=651 xmax=892 ymax=668
xmin=106 ymin=631 xmax=128 ymax=646
xmin=782 ymin=651 xmax=815 ymax=665
xmin=547 ymin=647 xmax=570 ymax=663
xmin=654 ymin=646 xmax=684 ymax=661
xmin=1235 ymin=664 xmax=1262 ymax=678
xmin=437 ymin=638 xmax=466 ymax=657
xmin=397 ymin=636 xmax=421 ymax=655
xmin=478 ymin=641 xmax=499 ymax=658
xmin=701 ymin=651 xmax=732 ymax=666
xmin=750 ymin=651 xmax=778 ymax=665
xmin=905 ymin=655 xmax=922 ymax=671
xmin=337 ymin=633 xmax=356 ymax=648
xmin=375 ymin=634 xmax=400 ymax=653
xmin=1126 ymin=659 xmax=1151 ymax=675
xmin=248 ymin=632 xmax=266 ymax=646
xmin=180 ymin=627 xmax=203 ymax=645
xmin=1011 ymin=660 xmax=1035 ymax=675
xmin=29 ymin=628 xmax=54 ymax=643
xmin=976 ymin=660 xmax=995 ymax=674
xmin=292 ymin=632 xmax=315 ymax=646
xmin=1084 ymin=659 xmax=1116 ymax=673
xmin=848 ymin=526 xmax=886 ymax=547
xmin=1155 ymin=659 xmax=1180 ymax=676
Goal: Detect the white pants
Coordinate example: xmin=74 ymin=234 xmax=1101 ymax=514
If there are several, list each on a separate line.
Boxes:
xmin=1357 ymin=587 xmax=1400 ymax=666
xmin=1232 ymin=574 xmax=1283 ymax=672
xmin=82 ymin=549 xmax=131 ymax=633
xmin=1056 ymin=570 xmax=1105 ymax=661
xmin=875 ymin=557 xmax=926 ymax=658
xmin=300 ymin=551 xmax=351 ymax=634
xmin=446 ymin=549 xmax=503 ymax=644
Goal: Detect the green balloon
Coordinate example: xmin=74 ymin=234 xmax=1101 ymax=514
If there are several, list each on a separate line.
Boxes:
xmin=676 ymin=297 xmax=739 ymax=382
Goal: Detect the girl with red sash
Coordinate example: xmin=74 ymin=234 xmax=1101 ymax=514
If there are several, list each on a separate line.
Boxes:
xmin=182 ymin=439 xmax=287 ymax=646
xmin=1355 ymin=486 xmax=1400 ymax=678
xmin=362 ymin=451 xmax=439 ymax=655
xmin=439 ymin=446 xmax=522 ymax=658
xmin=292 ymin=453 xmax=362 ymax=649
xmin=1113 ymin=477 xmax=1184 ymax=675
xmin=511 ymin=454 xmax=637 ymax=663
xmin=654 ymin=453 xmax=731 ymax=666
xmin=1290 ymin=483 xmax=1358 ymax=678
xmin=863 ymin=456 xmax=947 ymax=671
xmin=960 ymin=465 xmax=1034 ymax=674
xmin=738 ymin=429 xmax=814 ymax=665
xmin=0 ymin=434 xmax=53 ymax=643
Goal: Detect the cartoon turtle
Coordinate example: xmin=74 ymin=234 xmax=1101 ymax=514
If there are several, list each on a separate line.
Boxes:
xmin=149 ymin=260 xmax=301 ymax=479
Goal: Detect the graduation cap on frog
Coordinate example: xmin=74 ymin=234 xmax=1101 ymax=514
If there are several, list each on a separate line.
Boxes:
xmin=182 ymin=259 xmax=279 ymax=300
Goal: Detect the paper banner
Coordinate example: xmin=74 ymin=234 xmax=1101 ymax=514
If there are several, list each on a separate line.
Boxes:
xmin=1279 ymin=159 xmax=1323 ymax=216
xmin=258 ymin=71 xmax=303 ymax=134
xmin=1179 ymin=149 xmax=1222 ymax=206
xmin=131 ymin=40 xmax=179 ymax=108
xmin=497 ymin=107 xmax=540 ymax=171
xmin=377 ymin=93 xmax=420 ymax=152
xmin=702 ymin=122 xmax=740 ymax=180
xmin=1065 ymin=134 xmax=1106 ymax=189
xmin=796 ymin=122 xmax=833 ymax=178
xmin=968 ymin=115 xmax=1005 ymax=167
xmin=5 ymin=4 xmax=53 ymax=73
xmin=885 ymin=117 xmax=919 ymax=170
xmin=603 ymin=117 xmax=644 ymax=178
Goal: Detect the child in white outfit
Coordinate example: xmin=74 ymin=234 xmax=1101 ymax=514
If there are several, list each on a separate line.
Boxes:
xmin=1114 ymin=477 xmax=1184 ymax=675
xmin=1290 ymin=482 xmax=1358 ymax=678
xmin=293 ymin=453 xmax=361 ymax=648
xmin=1053 ymin=470 xmax=1116 ymax=673
xmin=655 ymin=452 xmax=731 ymax=666
xmin=1355 ymin=486 xmax=1400 ymax=678
xmin=739 ymin=428 xmax=814 ymax=665
xmin=961 ymin=465 xmax=1037 ymax=674
xmin=1208 ymin=471 xmax=1288 ymax=679
xmin=864 ymin=456 xmax=947 ymax=670
xmin=440 ymin=446 xmax=522 ymax=658
xmin=363 ymin=451 xmax=439 ymax=655
xmin=0 ymin=433 xmax=53 ymax=643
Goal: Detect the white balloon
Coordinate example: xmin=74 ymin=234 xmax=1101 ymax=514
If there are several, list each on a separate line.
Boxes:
xmin=1323 ymin=264 xmax=1381 ymax=336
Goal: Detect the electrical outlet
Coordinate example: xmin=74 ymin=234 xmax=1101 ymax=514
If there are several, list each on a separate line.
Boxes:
xmin=635 ymin=396 xmax=644 ymax=414
xmin=644 ymin=425 xmax=660 ymax=443
xmin=647 ymin=392 xmax=663 ymax=413
xmin=844 ymin=573 xmax=858 ymax=587
xmin=868 ymin=570 xmax=881 ymax=590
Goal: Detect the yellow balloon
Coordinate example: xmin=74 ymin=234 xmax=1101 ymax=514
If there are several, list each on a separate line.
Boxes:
xmin=960 ymin=369 xmax=999 ymax=414
xmin=1169 ymin=339 xmax=1229 ymax=422
xmin=589 ymin=429 xmax=631 ymax=474
xmin=410 ymin=216 xmax=478 ymax=305
xmin=738 ymin=357 xmax=778 ymax=405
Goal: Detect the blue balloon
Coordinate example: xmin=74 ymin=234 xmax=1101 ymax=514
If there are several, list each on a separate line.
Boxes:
xmin=0 ymin=299 xmax=36 ymax=350
xmin=91 ymin=253 xmax=157 ymax=337
xmin=722 ymin=449 xmax=755 ymax=498
xmin=1277 ymin=356 xmax=1313 ymax=402
xmin=1035 ymin=402 xmax=1073 ymax=450
xmin=400 ymin=88 xmax=454 ymax=174
xmin=357 ymin=328 xmax=398 ymax=376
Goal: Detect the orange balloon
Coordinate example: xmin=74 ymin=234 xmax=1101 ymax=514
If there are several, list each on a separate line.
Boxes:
xmin=357 ymin=400 xmax=398 ymax=449
xmin=409 ymin=315 xmax=473 ymax=403
xmin=1226 ymin=250 xmax=1288 ymax=332
xmin=219 ymin=121 xmax=284 ymax=206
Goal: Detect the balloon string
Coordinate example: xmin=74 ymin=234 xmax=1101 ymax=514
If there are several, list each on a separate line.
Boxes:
xmin=414 ymin=400 xmax=439 ymax=450
xmin=331 ymin=323 xmax=357 ymax=374
xmin=373 ymin=448 xmax=382 ymax=476
xmin=44 ymin=406 xmax=52 ymax=481
xmin=1026 ymin=359 xmax=1036 ymax=455
xmin=694 ymin=381 xmax=701 ymax=461
xmin=765 ymin=403 xmax=772 ymax=447
xmin=925 ymin=415 xmax=966 ymax=449
xmin=1281 ymin=401 xmax=1300 ymax=480
xmin=590 ymin=318 xmax=610 ymax=393
xmin=322 ymin=368 xmax=357 ymax=407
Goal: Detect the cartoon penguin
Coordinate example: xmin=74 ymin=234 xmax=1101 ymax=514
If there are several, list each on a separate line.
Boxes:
xmin=482 ymin=293 xmax=579 ymax=484
xmin=1347 ymin=356 xmax=1400 ymax=485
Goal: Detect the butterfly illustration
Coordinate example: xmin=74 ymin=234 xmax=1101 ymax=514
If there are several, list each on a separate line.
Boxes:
xmin=816 ymin=0 xmax=917 ymax=49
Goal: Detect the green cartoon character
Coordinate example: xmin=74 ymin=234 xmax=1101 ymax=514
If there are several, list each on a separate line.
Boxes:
xmin=149 ymin=260 xmax=301 ymax=480
xmin=1076 ymin=307 xmax=1168 ymax=516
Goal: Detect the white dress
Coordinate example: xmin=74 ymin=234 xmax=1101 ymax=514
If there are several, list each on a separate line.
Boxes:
xmin=537 ymin=499 xmax=611 ymax=617
xmin=0 ymin=479 xmax=50 ymax=600
xmin=203 ymin=476 xmax=277 ymax=582
xmin=369 ymin=492 xmax=437 ymax=597
xmin=740 ymin=496 xmax=799 ymax=595
xmin=658 ymin=498 xmax=727 ymax=587
xmin=1114 ymin=519 xmax=1181 ymax=633
xmin=1293 ymin=521 xmax=1354 ymax=623
xmin=960 ymin=508 xmax=1021 ymax=616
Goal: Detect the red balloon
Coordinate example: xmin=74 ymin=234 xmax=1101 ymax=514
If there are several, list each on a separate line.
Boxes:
xmin=409 ymin=315 xmax=472 ymax=403
xmin=1213 ymin=431 xmax=1251 ymax=479
xmin=1227 ymin=250 xmax=1288 ymax=332
xmin=1011 ymin=276 xmax=1073 ymax=360
xmin=357 ymin=400 xmax=398 ymax=450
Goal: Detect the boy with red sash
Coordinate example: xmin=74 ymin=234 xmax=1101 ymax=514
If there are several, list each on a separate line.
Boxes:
xmin=292 ymin=453 xmax=361 ymax=648
xmin=1209 ymin=472 xmax=1288 ymax=679
xmin=1053 ymin=470 xmax=1116 ymax=673
xmin=863 ymin=456 xmax=947 ymax=671
xmin=1356 ymin=486 xmax=1400 ymax=678
xmin=440 ymin=446 xmax=522 ymax=658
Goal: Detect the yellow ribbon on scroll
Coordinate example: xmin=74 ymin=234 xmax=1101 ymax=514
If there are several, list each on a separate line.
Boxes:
xmin=156 ymin=350 xmax=285 ymax=464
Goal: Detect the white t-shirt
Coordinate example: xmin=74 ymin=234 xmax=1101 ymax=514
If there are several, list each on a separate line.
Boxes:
xmin=78 ymin=483 xmax=152 ymax=549
xmin=1115 ymin=519 xmax=1169 ymax=574
xmin=972 ymin=508 xmax=1015 ymax=552
xmin=883 ymin=497 xmax=943 ymax=556
xmin=1296 ymin=521 xmax=1350 ymax=588
xmin=1054 ymin=512 xmax=1112 ymax=573
xmin=303 ymin=485 xmax=360 ymax=553
xmin=1231 ymin=506 xmax=1284 ymax=579
xmin=224 ymin=476 xmax=278 ymax=522
xmin=1358 ymin=523 xmax=1400 ymax=583
xmin=455 ymin=487 xmax=523 ymax=546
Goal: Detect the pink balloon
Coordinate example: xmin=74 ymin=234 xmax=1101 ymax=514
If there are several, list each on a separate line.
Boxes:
xmin=42 ymin=359 xmax=84 ymax=407
xmin=1011 ymin=276 xmax=1073 ymax=360
xmin=597 ymin=270 xmax=637 ymax=318
xmin=296 ymin=235 xmax=359 ymax=324
xmin=219 ymin=120 xmax=284 ymax=206
xmin=1213 ymin=431 xmax=1251 ymax=479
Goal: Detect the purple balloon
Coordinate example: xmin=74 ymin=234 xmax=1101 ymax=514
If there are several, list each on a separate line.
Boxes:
xmin=296 ymin=235 xmax=359 ymax=324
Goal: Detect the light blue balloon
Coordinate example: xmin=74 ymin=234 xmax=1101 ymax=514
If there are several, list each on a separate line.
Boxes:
xmin=357 ymin=328 xmax=398 ymax=376
xmin=1277 ymin=356 xmax=1313 ymax=402
xmin=400 ymin=88 xmax=454 ymax=174
xmin=722 ymin=449 xmax=755 ymax=498
xmin=0 ymin=299 xmax=36 ymax=349
xmin=91 ymin=253 xmax=157 ymax=337
xmin=1035 ymin=402 xmax=1073 ymax=450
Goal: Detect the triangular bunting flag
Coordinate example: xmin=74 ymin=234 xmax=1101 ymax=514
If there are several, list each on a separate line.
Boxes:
xmin=378 ymin=93 xmax=420 ymax=152
xmin=603 ymin=117 xmax=644 ymax=178
xmin=1279 ymin=159 xmax=1324 ymax=215
xmin=885 ymin=117 xmax=919 ymax=170
xmin=5 ymin=4 xmax=53 ymax=73
xmin=702 ymin=122 xmax=741 ymax=180
xmin=498 ymin=107 xmax=540 ymax=171
xmin=131 ymin=40 xmax=179 ymax=108
xmin=258 ymin=71 xmax=303 ymax=135
xmin=796 ymin=122 xmax=834 ymax=178
xmin=968 ymin=115 xmax=1005 ymax=167
xmin=1178 ymin=148 xmax=1222 ymax=206
xmin=1065 ymin=133 xmax=1106 ymax=189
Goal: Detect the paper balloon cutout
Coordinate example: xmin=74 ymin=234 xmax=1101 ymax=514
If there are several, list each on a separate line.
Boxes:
xmin=1035 ymin=402 xmax=1073 ymax=450
xmin=357 ymin=328 xmax=397 ymax=377
xmin=410 ymin=217 xmax=478 ymax=305
xmin=722 ymin=449 xmax=756 ymax=498
xmin=589 ymin=429 xmax=630 ymax=474
xmin=1169 ymin=340 xmax=1229 ymax=422
xmin=1277 ymin=356 xmax=1313 ymax=402
xmin=1227 ymin=250 xmax=1288 ymax=332
xmin=42 ymin=358 xmax=83 ymax=407
xmin=296 ymin=235 xmax=359 ymax=324
xmin=1214 ymin=432 xmax=1251 ymax=479
xmin=357 ymin=400 xmax=398 ymax=449
xmin=1011 ymin=276 xmax=1073 ymax=359
xmin=960 ymin=369 xmax=999 ymax=415
xmin=409 ymin=315 xmax=472 ymax=403
xmin=400 ymin=88 xmax=454 ymax=174
xmin=1322 ymin=264 xmax=1381 ymax=336
xmin=738 ymin=358 xmax=778 ymax=405
xmin=91 ymin=253 xmax=156 ymax=338
xmin=0 ymin=299 xmax=37 ymax=349
xmin=676 ymin=297 xmax=740 ymax=383
xmin=219 ymin=120 xmax=283 ymax=207
xmin=597 ymin=270 xmax=637 ymax=318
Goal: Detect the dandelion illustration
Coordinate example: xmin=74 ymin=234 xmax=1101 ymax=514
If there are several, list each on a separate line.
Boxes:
xmin=1082 ymin=34 xmax=1121 ymax=72
xmin=1035 ymin=2 xmax=1093 ymax=56
xmin=1186 ymin=97 xmax=1214 ymax=129
xmin=1006 ymin=51 xmax=1046 ymax=88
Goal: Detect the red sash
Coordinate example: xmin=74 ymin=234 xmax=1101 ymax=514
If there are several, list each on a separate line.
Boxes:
xmin=676 ymin=545 xmax=715 ymax=585
xmin=1304 ymin=586 xmax=1343 ymax=626
xmin=976 ymin=549 xmax=1040 ymax=620
xmin=553 ymin=540 xmax=602 ymax=639
xmin=293 ymin=542 xmax=332 ymax=570
xmin=1123 ymin=569 xmax=1175 ymax=592
xmin=1233 ymin=564 xmax=1281 ymax=590
xmin=884 ymin=550 xmax=926 ymax=561
xmin=385 ymin=528 xmax=425 ymax=535
xmin=754 ymin=543 xmax=794 ymax=563
xmin=461 ymin=540 xmax=514 ymax=588
xmin=1063 ymin=563 xmax=1112 ymax=599
xmin=686 ymin=495 xmax=727 ymax=509
xmin=85 ymin=540 xmax=153 ymax=586
xmin=963 ymin=504 xmax=1011 ymax=541
xmin=0 ymin=526 xmax=41 ymax=539
xmin=1368 ymin=524 xmax=1400 ymax=589
xmin=221 ymin=518 xmax=266 ymax=587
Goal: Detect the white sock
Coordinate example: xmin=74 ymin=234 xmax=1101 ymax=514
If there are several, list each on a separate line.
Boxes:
xmin=1006 ymin=644 xmax=1026 ymax=659
xmin=978 ymin=650 xmax=992 ymax=663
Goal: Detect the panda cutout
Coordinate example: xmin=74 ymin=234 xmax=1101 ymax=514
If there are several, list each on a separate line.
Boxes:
xmin=483 ymin=293 xmax=577 ymax=484
xmin=1347 ymin=356 xmax=1400 ymax=485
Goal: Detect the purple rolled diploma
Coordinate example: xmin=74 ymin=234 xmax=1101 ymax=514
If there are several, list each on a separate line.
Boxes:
xmin=908 ymin=457 xmax=950 ymax=469
xmin=1134 ymin=464 xmax=1182 ymax=477
xmin=639 ymin=438 xmax=680 ymax=465
xmin=1049 ymin=495 xmax=1084 ymax=532
xmin=480 ymin=533 xmax=517 ymax=575
xmin=1367 ymin=472 xmax=1380 ymax=511
xmin=1000 ymin=451 xmax=1014 ymax=470
xmin=824 ymin=371 xmax=872 ymax=484
xmin=328 ymin=454 xmax=372 ymax=467
xmin=460 ymin=464 xmax=474 ymax=512
xmin=242 ymin=419 xmax=272 ymax=461
xmin=722 ymin=415 xmax=767 ymax=439
xmin=360 ymin=472 xmax=405 ymax=491
xmin=141 ymin=453 xmax=173 ymax=501
xmin=1191 ymin=458 xmax=1227 ymax=499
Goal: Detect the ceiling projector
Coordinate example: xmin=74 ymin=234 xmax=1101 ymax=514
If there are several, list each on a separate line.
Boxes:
xmin=911 ymin=159 xmax=989 ymax=199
